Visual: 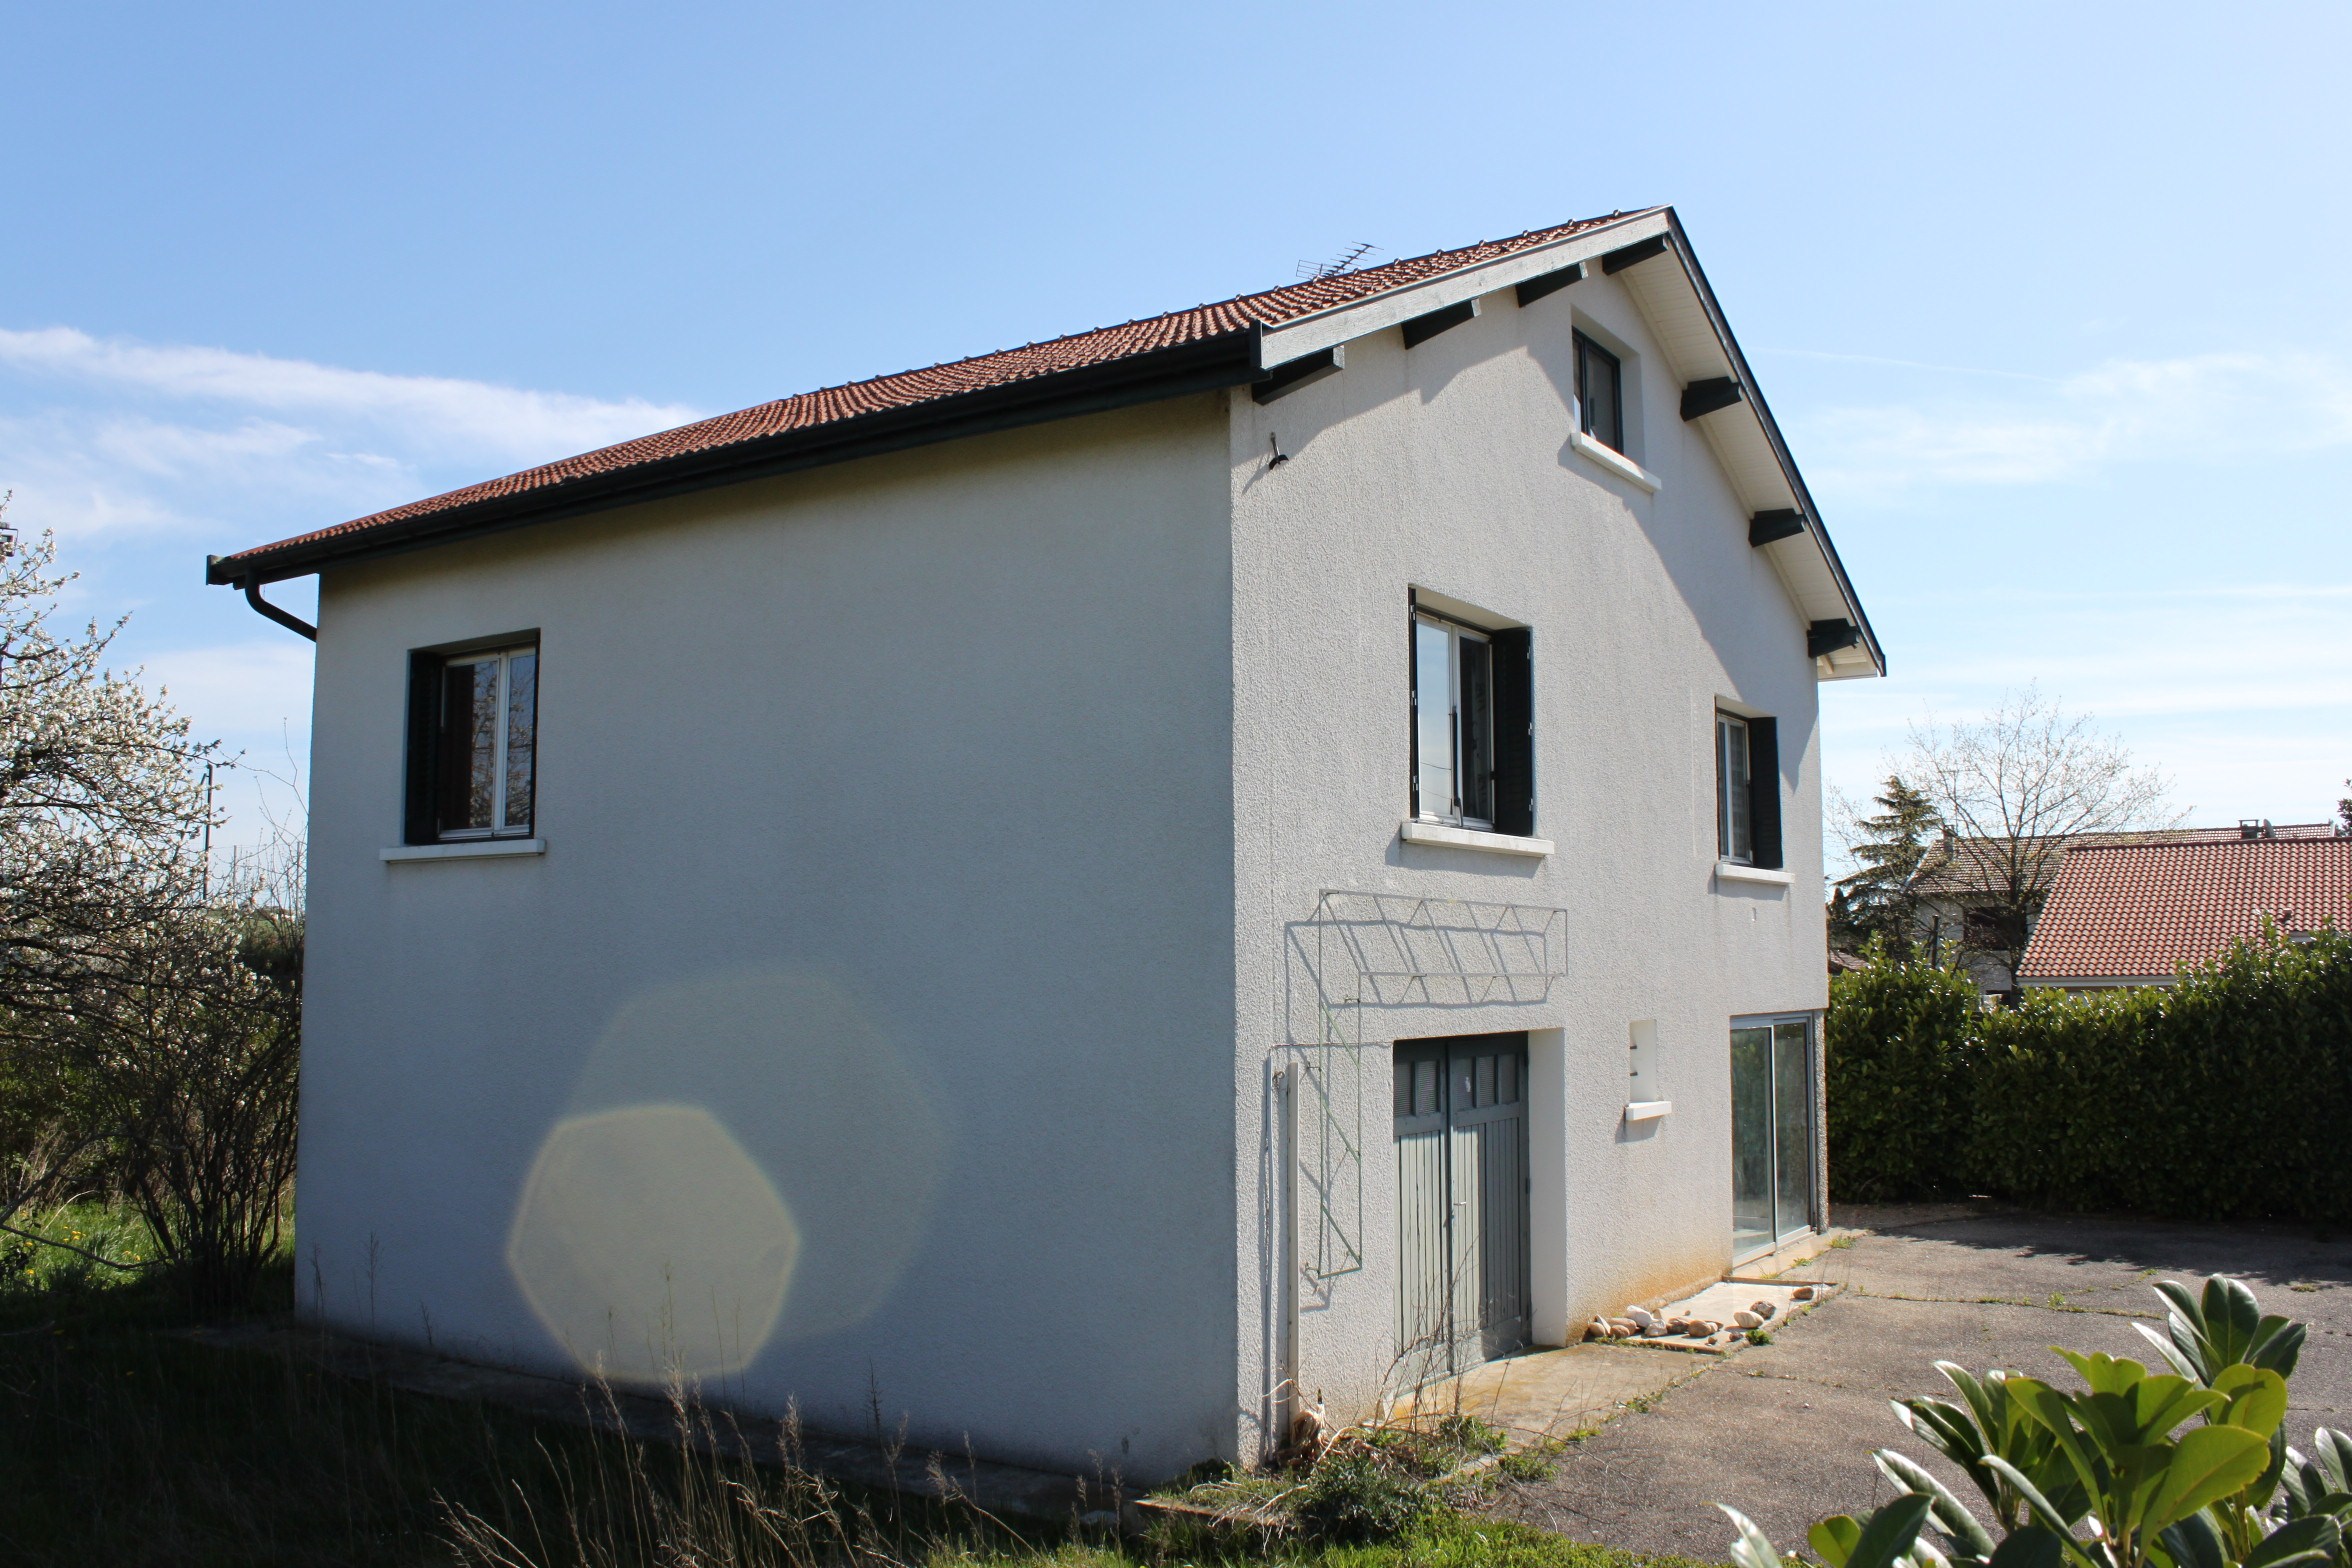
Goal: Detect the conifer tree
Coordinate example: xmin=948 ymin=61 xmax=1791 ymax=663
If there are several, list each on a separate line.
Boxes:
xmin=1832 ymin=775 xmax=1941 ymax=952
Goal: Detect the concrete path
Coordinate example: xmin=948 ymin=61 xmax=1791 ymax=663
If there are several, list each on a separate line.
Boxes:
xmin=1486 ymin=1203 xmax=2352 ymax=1561
xmin=1402 ymin=1281 xmax=1836 ymax=1438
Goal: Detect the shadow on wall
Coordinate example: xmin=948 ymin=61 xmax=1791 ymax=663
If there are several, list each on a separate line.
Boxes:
xmin=1522 ymin=323 xmax=1808 ymax=811
xmin=505 ymin=967 xmax=948 ymax=1384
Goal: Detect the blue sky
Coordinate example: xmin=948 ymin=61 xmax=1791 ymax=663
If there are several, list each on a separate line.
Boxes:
xmin=4 ymin=1 xmax=2348 ymax=849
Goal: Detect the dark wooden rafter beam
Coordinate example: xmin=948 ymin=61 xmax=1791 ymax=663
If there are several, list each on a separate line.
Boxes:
xmin=1748 ymin=509 xmax=1805 ymax=547
xmin=1400 ymin=298 xmax=1480 ymax=349
xmin=1252 ymin=345 xmax=1345 ymax=404
xmin=1600 ymin=234 xmax=1670 ymax=274
xmin=1514 ymin=262 xmax=1585 ymax=307
xmin=1808 ymin=618 xmax=1862 ymax=659
xmin=1680 ymin=376 xmax=1744 ymax=422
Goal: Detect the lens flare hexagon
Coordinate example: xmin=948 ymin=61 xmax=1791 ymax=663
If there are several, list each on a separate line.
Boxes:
xmin=506 ymin=1103 xmax=799 ymax=1381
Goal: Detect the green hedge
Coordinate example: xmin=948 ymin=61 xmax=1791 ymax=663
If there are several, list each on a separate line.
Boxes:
xmin=1825 ymin=929 xmax=2352 ymax=1222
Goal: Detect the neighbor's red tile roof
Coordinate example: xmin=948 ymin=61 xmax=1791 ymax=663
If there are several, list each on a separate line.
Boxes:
xmin=212 ymin=210 xmax=1651 ymax=579
xmin=2018 ymin=837 xmax=2352 ymax=981
xmin=1913 ymin=823 xmax=2342 ymax=898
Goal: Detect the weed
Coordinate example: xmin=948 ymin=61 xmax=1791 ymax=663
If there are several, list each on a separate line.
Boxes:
xmin=2 ymin=1237 xmax=1704 ymax=1567
xmin=1826 ymin=1235 xmax=1856 ymax=1250
xmin=1744 ymin=1328 xmax=1772 ymax=1346
xmin=1496 ymin=1438 xmax=1568 ymax=1484
xmin=1295 ymin=1446 xmax=1441 ymax=1543
xmin=2046 ymin=1292 xmax=2065 ymax=1308
xmin=1432 ymin=1412 xmax=1508 ymax=1458
xmin=2291 ymin=1282 xmax=2320 ymax=1293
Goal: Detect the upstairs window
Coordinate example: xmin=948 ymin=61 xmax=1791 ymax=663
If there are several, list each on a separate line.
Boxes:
xmin=1411 ymin=604 xmax=1535 ymax=836
xmin=406 ymin=641 xmax=538 ymax=843
xmin=1715 ymin=710 xmax=1781 ymax=869
xmin=1574 ymin=330 xmax=1624 ymax=453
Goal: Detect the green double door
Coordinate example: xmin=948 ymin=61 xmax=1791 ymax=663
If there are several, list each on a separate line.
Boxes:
xmin=1731 ymin=1019 xmax=1817 ymax=1259
xmin=1394 ymin=1034 xmax=1532 ymax=1381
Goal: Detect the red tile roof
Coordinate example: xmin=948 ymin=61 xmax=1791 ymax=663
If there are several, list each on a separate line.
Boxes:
xmin=209 ymin=210 xmax=1655 ymax=582
xmin=1913 ymin=824 xmax=2340 ymax=898
xmin=2018 ymin=837 xmax=2352 ymax=981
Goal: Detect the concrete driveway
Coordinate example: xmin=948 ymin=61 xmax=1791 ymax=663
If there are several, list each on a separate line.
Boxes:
xmin=1486 ymin=1203 xmax=2352 ymax=1561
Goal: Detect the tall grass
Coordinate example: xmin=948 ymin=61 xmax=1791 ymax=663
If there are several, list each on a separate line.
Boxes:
xmin=0 ymin=1217 xmax=1683 ymax=1568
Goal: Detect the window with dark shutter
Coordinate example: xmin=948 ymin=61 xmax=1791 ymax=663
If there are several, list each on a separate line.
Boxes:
xmin=1489 ymin=627 xmax=1534 ymax=836
xmin=403 ymin=651 xmax=439 ymax=845
xmin=1410 ymin=601 xmax=1533 ymax=837
xmin=1411 ymin=612 xmax=1496 ymax=828
xmin=404 ymin=640 xmax=540 ymax=843
xmin=1746 ymin=715 xmax=1781 ymax=870
xmin=1574 ymin=331 xmax=1624 ymax=453
xmin=1716 ymin=712 xmax=1752 ymax=863
xmin=1716 ymin=709 xmax=1782 ymax=869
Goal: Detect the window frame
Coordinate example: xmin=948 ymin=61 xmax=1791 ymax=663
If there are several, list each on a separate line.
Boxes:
xmin=1714 ymin=707 xmax=1784 ymax=872
xmin=1573 ymin=329 xmax=1625 ymax=454
xmin=406 ymin=638 xmax=540 ymax=845
xmin=1715 ymin=710 xmax=1753 ymax=865
xmin=1411 ymin=611 xmax=1497 ymax=831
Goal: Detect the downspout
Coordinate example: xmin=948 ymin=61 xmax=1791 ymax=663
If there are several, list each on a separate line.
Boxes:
xmin=212 ymin=556 xmax=316 ymax=640
xmin=1273 ymin=1061 xmax=1302 ymax=1458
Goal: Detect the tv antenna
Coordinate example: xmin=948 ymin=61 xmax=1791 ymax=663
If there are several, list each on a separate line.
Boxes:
xmin=1297 ymin=242 xmax=1379 ymax=281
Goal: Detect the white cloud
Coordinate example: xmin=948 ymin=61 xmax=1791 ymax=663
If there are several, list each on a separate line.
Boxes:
xmin=0 ymin=325 xmax=707 ymax=543
xmin=1799 ymin=351 xmax=2352 ymax=495
xmin=0 ymin=325 xmax=703 ymax=465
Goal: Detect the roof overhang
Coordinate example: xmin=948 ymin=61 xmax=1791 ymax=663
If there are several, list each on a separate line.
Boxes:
xmin=206 ymin=208 xmax=1880 ymax=682
xmin=205 ymin=330 xmax=1262 ymax=588
xmin=1253 ymin=208 xmax=1882 ymax=680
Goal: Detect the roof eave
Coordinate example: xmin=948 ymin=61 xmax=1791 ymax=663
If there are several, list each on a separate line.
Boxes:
xmin=206 ymin=328 xmax=1262 ymax=587
xmin=1656 ymin=211 xmax=1884 ymax=678
xmin=1256 ymin=208 xmax=1882 ymax=678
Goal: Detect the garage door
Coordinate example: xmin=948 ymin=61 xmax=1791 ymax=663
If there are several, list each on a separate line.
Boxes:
xmin=1394 ymin=1033 xmax=1531 ymax=1382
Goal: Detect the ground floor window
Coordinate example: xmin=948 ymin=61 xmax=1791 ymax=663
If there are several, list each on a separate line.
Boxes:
xmin=1730 ymin=1017 xmax=1815 ymax=1258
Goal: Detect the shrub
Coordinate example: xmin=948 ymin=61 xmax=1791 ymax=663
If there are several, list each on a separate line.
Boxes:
xmin=1294 ymin=1445 xmax=1440 ymax=1543
xmin=1824 ymin=945 xmax=1980 ymax=1200
xmin=1720 ymin=1274 xmax=2352 ymax=1568
xmin=1826 ymin=929 xmax=2352 ymax=1223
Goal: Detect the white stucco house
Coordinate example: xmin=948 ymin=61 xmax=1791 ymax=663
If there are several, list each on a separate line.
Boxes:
xmin=207 ymin=206 xmax=1882 ymax=1483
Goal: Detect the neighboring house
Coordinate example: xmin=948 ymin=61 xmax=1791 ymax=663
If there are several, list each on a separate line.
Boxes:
xmin=204 ymin=207 xmax=1882 ymax=1482
xmin=2018 ymin=833 xmax=2352 ymax=991
xmin=1910 ymin=821 xmax=2341 ymax=997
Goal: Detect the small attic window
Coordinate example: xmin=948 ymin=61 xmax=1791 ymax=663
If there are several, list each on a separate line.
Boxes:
xmin=1575 ymin=331 xmax=1625 ymax=453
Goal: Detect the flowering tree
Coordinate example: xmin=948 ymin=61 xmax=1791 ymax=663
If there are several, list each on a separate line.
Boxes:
xmin=0 ymin=502 xmax=300 ymax=1309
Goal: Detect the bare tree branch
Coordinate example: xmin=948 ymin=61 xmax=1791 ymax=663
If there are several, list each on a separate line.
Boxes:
xmin=1904 ymin=686 xmax=2179 ymax=991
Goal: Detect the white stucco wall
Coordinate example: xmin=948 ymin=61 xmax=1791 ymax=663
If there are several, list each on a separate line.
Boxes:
xmin=1224 ymin=269 xmax=1830 ymax=1454
xmin=295 ymin=268 xmax=1844 ymax=1481
xmin=297 ymin=398 xmax=1242 ymax=1481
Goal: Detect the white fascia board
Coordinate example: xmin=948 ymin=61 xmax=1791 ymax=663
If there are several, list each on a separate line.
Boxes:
xmin=1597 ymin=219 xmax=1884 ymax=680
xmin=1254 ymin=209 xmax=1672 ymax=370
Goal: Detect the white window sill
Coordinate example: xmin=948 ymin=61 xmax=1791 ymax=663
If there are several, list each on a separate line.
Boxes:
xmin=1625 ymin=1100 xmax=1673 ymax=1123
xmin=1568 ymin=429 xmax=1662 ymax=493
xmin=1714 ymin=860 xmax=1792 ymax=888
xmin=382 ymin=837 xmax=546 ymax=863
xmin=1400 ymin=820 xmax=1553 ymax=858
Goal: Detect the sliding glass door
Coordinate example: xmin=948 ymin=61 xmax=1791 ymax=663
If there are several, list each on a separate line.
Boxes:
xmin=1730 ymin=1018 xmax=1816 ymax=1260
